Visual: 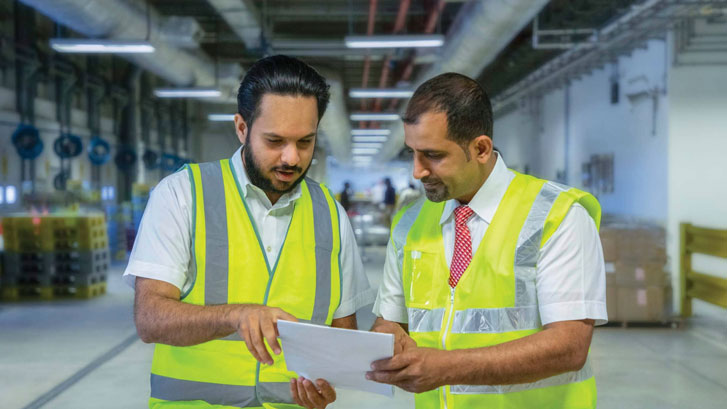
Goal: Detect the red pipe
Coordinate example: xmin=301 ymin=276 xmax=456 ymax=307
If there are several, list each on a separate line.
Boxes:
xmin=359 ymin=0 xmax=379 ymax=128
xmin=369 ymin=0 xmax=411 ymax=124
xmin=386 ymin=0 xmax=446 ymax=112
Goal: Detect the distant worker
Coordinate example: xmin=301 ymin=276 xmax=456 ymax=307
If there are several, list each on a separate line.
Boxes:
xmin=126 ymin=55 xmax=374 ymax=409
xmin=340 ymin=181 xmax=353 ymax=212
xmin=382 ymin=177 xmax=396 ymax=223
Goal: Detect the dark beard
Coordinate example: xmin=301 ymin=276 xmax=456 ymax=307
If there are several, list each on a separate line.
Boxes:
xmin=243 ymin=143 xmax=309 ymax=195
xmin=421 ymin=176 xmax=449 ymax=202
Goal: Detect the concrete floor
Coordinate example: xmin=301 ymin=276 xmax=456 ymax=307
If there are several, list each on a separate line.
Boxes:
xmin=1 ymin=246 xmax=726 ymax=409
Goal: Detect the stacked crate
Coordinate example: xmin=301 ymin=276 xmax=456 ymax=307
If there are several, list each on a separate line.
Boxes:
xmin=106 ymin=203 xmax=131 ymax=261
xmin=2 ymin=217 xmax=56 ymax=300
xmin=50 ymin=215 xmax=109 ymax=298
xmin=1 ymin=214 xmax=109 ymax=301
xmin=601 ymin=219 xmax=671 ymax=324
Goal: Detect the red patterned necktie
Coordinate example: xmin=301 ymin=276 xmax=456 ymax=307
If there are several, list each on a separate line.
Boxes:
xmin=450 ymin=205 xmax=475 ymax=288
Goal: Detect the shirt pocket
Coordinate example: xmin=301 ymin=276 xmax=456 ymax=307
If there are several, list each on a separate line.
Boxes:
xmin=403 ymin=249 xmax=440 ymax=308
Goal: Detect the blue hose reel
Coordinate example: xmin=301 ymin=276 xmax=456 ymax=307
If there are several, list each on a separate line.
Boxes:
xmin=12 ymin=124 xmax=44 ymax=160
xmin=88 ymin=137 xmax=111 ymax=165
xmin=142 ymin=149 xmax=160 ymax=170
xmin=114 ymin=146 xmax=137 ymax=172
xmin=161 ymin=153 xmax=181 ymax=172
xmin=53 ymin=133 xmax=84 ymax=159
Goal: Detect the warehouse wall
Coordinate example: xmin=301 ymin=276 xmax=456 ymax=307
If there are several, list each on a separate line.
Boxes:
xmin=0 ymin=86 xmax=120 ymax=211
xmin=494 ymin=38 xmax=670 ymax=222
xmin=495 ymin=29 xmax=727 ymax=314
xmin=667 ymin=43 xmax=727 ymax=311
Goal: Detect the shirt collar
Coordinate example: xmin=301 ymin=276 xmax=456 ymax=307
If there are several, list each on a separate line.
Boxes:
xmin=230 ymin=146 xmax=303 ymax=210
xmin=439 ymin=153 xmax=515 ymax=225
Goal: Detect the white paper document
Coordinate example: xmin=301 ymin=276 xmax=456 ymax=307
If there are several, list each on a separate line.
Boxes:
xmin=277 ymin=320 xmax=395 ymax=397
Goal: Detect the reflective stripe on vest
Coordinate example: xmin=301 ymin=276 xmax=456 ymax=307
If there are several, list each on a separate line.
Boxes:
xmin=151 ymin=374 xmax=259 ymax=407
xmin=149 ymin=159 xmax=341 ymax=408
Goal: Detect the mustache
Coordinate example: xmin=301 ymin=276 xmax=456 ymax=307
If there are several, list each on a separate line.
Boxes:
xmin=272 ymin=165 xmax=303 ymax=173
xmin=421 ymin=176 xmax=442 ymax=185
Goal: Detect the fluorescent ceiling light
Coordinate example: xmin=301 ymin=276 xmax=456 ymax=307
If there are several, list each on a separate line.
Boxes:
xmin=353 ymin=136 xmax=388 ymax=143
xmin=352 ymin=156 xmax=374 ymax=162
xmin=352 ymin=148 xmax=379 ymax=155
xmin=154 ymin=88 xmax=222 ymax=98
xmin=351 ymin=128 xmax=391 ymax=136
xmin=345 ymin=34 xmax=445 ymax=49
xmin=352 ymin=143 xmax=383 ymax=149
xmin=50 ymin=38 xmax=155 ymax=54
xmin=350 ymin=112 xmax=400 ymax=121
xmin=349 ymin=88 xmax=414 ymax=98
xmin=208 ymin=114 xmax=236 ymax=122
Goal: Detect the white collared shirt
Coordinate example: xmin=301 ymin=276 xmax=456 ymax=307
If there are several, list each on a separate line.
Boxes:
xmin=124 ymin=146 xmax=376 ymax=318
xmin=373 ymin=154 xmax=607 ymax=326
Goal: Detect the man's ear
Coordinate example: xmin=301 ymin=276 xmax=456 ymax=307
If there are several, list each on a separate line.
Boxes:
xmin=472 ymin=134 xmax=493 ymax=164
xmin=234 ymin=114 xmax=248 ymax=144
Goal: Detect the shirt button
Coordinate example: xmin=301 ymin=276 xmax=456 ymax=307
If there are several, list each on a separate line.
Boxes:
xmin=266 ymin=246 xmax=272 ymax=252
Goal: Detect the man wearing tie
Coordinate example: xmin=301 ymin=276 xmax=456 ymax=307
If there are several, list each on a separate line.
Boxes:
xmin=368 ymin=73 xmax=607 ymax=409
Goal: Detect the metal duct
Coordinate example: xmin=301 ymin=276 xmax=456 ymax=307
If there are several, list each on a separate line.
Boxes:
xmin=18 ymin=0 xmax=238 ymax=88
xmin=317 ymin=68 xmax=352 ymax=163
xmin=206 ymin=0 xmax=263 ymax=50
xmin=377 ymin=0 xmax=550 ymax=161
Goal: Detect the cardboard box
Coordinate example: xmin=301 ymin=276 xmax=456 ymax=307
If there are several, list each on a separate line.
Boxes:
xmin=615 ymin=262 xmax=667 ymax=287
xmin=599 ymin=224 xmax=666 ymax=264
xmin=616 ymin=286 xmax=671 ymax=322
xmin=600 ymin=232 xmax=618 ymax=262
xmin=606 ymin=283 xmax=618 ymax=321
xmin=618 ymin=240 xmax=666 ymax=263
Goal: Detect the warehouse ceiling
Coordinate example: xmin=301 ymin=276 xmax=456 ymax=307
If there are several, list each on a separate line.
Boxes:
xmin=147 ymin=0 xmax=464 ymax=117
xmin=146 ymin=0 xmax=644 ymax=113
xmin=478 ymin=0 xmax=641 ymax=97
xmin=2 ymin=0 xmax=648 ymax=161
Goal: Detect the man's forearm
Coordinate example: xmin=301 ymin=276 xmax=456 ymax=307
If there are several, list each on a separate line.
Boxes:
xmin=371 ymin=317 xmax=408 ymax=333
xmin=442 ymin=320 xmax=593 ymax=386
xmin=135 ymin=292 xmax=240 ymax=346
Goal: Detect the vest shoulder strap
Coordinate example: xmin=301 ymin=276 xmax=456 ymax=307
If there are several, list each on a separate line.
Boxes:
xmin=390 ymin=197 xmax=426 ymax=254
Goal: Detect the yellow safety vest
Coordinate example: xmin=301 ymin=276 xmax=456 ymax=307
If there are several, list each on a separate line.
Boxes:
xmin=149 ymin=159 xmax=342 ymax=408
xmin=391 ymin=172 xmax=601 ymax=409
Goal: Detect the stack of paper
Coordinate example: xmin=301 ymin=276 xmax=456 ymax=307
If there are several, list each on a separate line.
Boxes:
xmin=277 ymin=320 xmax=395 ymax=397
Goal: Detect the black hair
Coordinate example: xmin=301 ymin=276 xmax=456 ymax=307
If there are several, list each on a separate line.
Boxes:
xmin=402 ymin=73 xmax=493 ymax=157
xmin=237 ymin=55 xmax=330 ymax=129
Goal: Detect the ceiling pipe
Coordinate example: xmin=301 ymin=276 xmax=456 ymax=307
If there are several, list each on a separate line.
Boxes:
xmin=317 ymin=68 xmax=352 ymax=163
xmin=377 ymin=0 xmax=443 ymax=114
xmin=377 ymin=0 xmax=551 ymax=162
xmin=18 ymin=0 xmax=240 ymax=91
xmin=359 ymin=0 xmax=379 ymax=129
xmin=206 ymin=0 xmax=263 ymax=51
xmin=368 ymin=0 xmax=412 ymax=124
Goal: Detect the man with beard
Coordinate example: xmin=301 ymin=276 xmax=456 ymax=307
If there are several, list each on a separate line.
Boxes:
xmin=125 ymin=55 xmax=375 ymax=409
xmin=367 ymin=73 xmax=606 ymax=409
